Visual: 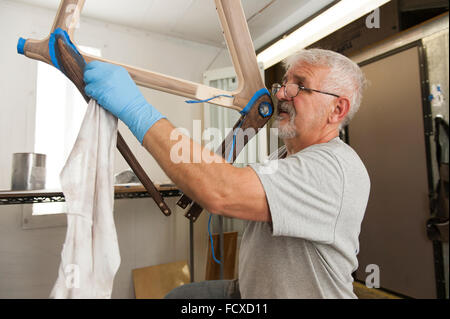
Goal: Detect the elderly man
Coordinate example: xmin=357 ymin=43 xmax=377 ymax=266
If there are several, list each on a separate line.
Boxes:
xmin=83 ymin=48 xmax=370 ymax=299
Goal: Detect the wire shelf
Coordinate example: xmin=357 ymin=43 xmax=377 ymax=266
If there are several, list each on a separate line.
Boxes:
xmin=0 ymin=184 xmax=181 ymax=205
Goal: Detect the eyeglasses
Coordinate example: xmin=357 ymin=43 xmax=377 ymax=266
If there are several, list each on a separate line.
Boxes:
xmin=272 ymin=83 xmax=340 ymax=99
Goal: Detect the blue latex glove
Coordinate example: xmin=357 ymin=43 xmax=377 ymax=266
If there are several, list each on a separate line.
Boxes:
xmin=84 ymin=61 xmax=165 ymax=143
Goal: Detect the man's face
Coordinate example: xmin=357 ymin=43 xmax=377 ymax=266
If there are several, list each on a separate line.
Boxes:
xmin=273 ymin=62 xmax=333 ymax=140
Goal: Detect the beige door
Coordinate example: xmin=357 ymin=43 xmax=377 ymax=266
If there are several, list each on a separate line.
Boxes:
xmin=351 ymin=46 xmax=436 ymax=298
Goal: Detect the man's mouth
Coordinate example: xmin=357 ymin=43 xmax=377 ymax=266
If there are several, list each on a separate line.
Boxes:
xmin=277 ymin=102 xmax=294 ymax=117
xmin=273 ymin=102 xmax=298 ymax=139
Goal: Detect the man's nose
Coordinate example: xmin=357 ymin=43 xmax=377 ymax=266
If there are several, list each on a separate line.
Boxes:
xmin=276 ymin=86 xmax=287 ymax=101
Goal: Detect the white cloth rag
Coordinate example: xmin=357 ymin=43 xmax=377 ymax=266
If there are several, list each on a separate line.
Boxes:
xmin=50 ymin=99 xmax=121 ymax=298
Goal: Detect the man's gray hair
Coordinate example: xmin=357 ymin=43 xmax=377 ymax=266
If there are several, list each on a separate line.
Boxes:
xmin=284 ymin=48 xmax=367 ymax=127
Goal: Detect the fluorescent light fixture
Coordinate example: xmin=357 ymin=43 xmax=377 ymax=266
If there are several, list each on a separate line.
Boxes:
xmin=257 ymin=0 xmax=391 ymax=69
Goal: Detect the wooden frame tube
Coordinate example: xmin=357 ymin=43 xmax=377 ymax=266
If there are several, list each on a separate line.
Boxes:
xmin=18 ymin=1 xmax=172 ymax=217
xmin=20 ymin=0 xmax=266 ymax=112
xmin=18 ymin=0 xmax=273 ymax=221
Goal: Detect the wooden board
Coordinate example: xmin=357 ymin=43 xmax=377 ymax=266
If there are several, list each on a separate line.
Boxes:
xmin=205 ymin=231 xmax=238 ymax=280
xmin=132 ymin=260 xmax=190 ymax=299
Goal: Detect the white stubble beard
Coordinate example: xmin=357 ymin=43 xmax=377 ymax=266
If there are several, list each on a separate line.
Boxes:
xmin=273 ymin=101 xmax=298 ymax=139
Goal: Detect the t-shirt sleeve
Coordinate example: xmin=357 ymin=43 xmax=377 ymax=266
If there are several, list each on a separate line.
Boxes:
xmin=250 ymin=149 xmax=344 ymax=244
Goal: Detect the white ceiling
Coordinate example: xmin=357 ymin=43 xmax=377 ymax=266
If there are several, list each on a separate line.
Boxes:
xmin=13 ymin=0 xmax=334 ymax=50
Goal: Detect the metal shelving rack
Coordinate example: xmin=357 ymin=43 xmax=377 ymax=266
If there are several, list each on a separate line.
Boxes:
xmin=0 ymin=184 xmax=201 ymax=283
xmin=0 ymin=184 xmax=181 ymax=205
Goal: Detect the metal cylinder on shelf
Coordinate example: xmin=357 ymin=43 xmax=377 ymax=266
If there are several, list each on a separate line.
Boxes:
xmin=11 ymin=153 xmax=46 ymax=191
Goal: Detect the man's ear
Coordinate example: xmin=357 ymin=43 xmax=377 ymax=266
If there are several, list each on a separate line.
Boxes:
xmin=329 ymin=97 xmax=350 ymax=124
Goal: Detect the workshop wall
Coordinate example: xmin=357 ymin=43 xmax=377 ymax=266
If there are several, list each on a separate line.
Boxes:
xmin=0 ymin=0 xmax=231 ymax=298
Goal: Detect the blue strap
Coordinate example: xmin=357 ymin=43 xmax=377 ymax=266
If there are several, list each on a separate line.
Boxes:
xmin=185 ymin=94 xmax=233 ymax=104
xmin=227 ymin=121 xmax=244 ymax=163
xmin=48 ymin=28 xmax=84 ymax=70
xmin=208 ymin=214 xmax=222 ymax=264
xmin=239 ymin=88 xmax=270 ymax=116
xmin=227 ymin=88 xmax=271 ymax=163
xmin=208 ymin=88 xmax=272 ymax=264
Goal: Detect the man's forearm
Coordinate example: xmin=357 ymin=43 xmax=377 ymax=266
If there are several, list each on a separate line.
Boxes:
xmin=142 ymin=119 xmax=231 ymax=213
xmin=141 ymin=119 xmax=271 ymax=222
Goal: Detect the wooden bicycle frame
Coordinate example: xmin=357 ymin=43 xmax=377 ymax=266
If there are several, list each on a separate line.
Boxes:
xmin=19 ymin=0 xmax=273 ymax=221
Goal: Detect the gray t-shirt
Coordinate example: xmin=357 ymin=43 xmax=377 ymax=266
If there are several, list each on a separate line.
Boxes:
xmin=239 ymin=137 xmax=370 ymax=298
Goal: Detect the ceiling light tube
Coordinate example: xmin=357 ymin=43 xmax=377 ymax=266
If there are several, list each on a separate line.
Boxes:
xmin=257 ymin=0 xmax=391 ymax=69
